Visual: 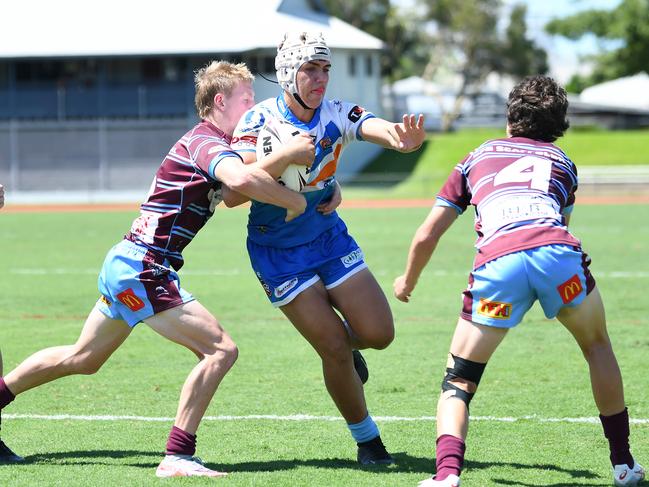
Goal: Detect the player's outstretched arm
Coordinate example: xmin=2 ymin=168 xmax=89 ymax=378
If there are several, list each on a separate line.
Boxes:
xmin=215 ymin=156 xmax=306 ymax=221
xmin=393 ymin=205 xmax=457 ymax=303
xmin=360 ymin=114 xmax=426 ymax=153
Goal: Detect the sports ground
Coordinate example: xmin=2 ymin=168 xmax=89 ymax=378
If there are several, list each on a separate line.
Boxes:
xmin=0 ymin=197 xmax=647 ymax=486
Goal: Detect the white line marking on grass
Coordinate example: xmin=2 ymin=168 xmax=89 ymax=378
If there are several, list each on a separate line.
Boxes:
xmin=372 ymin=269 xmax=649 ymax=279
xmin=10 ymin=268 xmax=242 ymax=276
xmin=5 ymin=413 xmax=649 ymax=424
xmin=10 ymin=268 xmax=649 ymax=278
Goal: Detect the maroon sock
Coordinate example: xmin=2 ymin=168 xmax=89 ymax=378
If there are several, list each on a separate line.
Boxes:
xmin=0 ymin=378 xmax=15 ymax=410
xmin=165 ymin=425 xmax=197 ymax=457
xmin=600 ymin=407 xmax=634 ymax=467
xmin=435 ymin=434 xmax=465 ymax=480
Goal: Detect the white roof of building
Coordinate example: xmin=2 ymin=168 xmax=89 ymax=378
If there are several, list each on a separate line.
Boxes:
xmin=579 ymin=72 xmax=649 ymax=110
xmin=1 ymin=0 xmax=383 ymax=59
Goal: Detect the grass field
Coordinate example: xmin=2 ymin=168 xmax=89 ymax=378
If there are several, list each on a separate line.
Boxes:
xmin=0 ymin=202 xmax=648 ymax=486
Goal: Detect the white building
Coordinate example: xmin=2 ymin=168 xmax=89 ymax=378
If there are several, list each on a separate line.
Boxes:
xmin=0 ymin=0 xmax=385 ymax=198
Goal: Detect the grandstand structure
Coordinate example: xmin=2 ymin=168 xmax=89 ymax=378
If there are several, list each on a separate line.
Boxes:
xmin=0 ymin=0 xmax=384 ymax=201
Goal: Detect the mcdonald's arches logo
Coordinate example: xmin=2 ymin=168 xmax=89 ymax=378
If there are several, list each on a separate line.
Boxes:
xmin=557 ymin=274 xmax=583 ymax=304
xmin=116 ymin=288 xmax=145 ymax=311
xmin=477 ymin=298 xmax=512 ymax=319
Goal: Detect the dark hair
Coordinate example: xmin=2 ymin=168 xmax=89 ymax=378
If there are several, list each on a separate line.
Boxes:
xmin=506 ymin=75 xmax=569 ymax=142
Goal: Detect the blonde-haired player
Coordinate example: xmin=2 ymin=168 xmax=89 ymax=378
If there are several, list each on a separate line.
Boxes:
xmin=0 ymin=62 xmax=314 ymax=477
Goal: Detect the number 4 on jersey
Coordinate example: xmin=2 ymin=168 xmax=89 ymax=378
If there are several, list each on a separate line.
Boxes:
xmin=493 ymin=156 xmax=551 ymax=191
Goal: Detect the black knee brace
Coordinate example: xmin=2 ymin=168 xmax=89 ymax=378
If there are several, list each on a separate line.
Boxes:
xmin=441 ymin=353 xmax=487 ymax=408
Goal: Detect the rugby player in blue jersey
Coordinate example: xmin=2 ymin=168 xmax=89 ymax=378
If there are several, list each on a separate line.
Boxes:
xmin=229 ymin=32 xmax=425 ymax=465
xmin=394 ymin=75 xmax=644 ymax=486
xmin=0 ymin=62 xmax=314 ymax=477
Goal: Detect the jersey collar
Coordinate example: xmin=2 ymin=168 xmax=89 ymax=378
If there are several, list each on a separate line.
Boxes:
xmin=276 ymin=94 xmax=322 ymax=130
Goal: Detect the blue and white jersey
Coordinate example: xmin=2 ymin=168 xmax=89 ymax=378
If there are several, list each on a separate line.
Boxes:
xmin=232 ymin=95 xmax=375 ymax=247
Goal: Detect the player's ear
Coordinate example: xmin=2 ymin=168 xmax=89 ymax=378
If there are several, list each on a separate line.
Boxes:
xmin=213 ymin=93 xmax=225 ymax=110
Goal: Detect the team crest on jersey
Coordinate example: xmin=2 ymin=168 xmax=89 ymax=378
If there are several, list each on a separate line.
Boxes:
xmin=242 ymin=110 xmax=266 ymax=132
xmin=319 ymin=136 xmax=333 ymax=150
xmin=274 ymin=277 xmax=299 ymax=298
xmin=477 ymin=298 xmax=511 ymax=319
xmin=557 ymin=274 xmax=583 ymax=304
xmin=117 ymin=288 xmax=145 ymax=311
xmin=347 ymin=106 xmax=365 ymax=123
xmin=341 ymin=249 xmax=364 ymax=268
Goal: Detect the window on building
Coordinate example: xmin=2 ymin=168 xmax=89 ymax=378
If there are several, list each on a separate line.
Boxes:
xmin=142 ymin=58 xmax=163 ymax=81
xmin=249 ymin=57 xmax=260 ymax=74
xmin=348 ymin=55 xmax=356 ymax=77
xmin=106 ymin=59 xmax=142 ymax=84
xmin=262 ymin=56 xmax=275 ymax=74
xmin=365 ymin=55 xmax=373 ymax=76
xmin=0 ymin=62 xmax=8 ymax=89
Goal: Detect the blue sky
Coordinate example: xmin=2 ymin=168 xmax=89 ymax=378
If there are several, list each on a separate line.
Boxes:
xmin=506 ymin=0 xmax=623 ymax=82
xmin=396 ymin=0 xmax=623 ymax=82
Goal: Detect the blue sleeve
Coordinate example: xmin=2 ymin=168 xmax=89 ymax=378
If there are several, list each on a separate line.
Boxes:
xmin=209 ymin=151 xmax=243 ymax=181
xmin=435 ymin=196 xmax=464 ymax=215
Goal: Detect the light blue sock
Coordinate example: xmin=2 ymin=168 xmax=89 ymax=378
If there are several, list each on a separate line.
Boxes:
xmin=348 ymin=413 xmax=380 ymax=443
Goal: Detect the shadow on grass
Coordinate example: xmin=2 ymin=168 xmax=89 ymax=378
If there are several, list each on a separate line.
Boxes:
xmin=14 ymin=450 xmax=605 ymax=484
xmin=466 ymin=459 xmax=604 ymax=486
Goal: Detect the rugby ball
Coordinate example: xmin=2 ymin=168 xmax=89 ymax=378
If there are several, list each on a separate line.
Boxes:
xmin=255 ymin=119 xmax=309 ymax=192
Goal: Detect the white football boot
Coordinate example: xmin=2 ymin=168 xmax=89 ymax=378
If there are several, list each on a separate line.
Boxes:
xmin=155 ymin=454 xmax=227 ymax=478
xmin=418 ymin=474 xmax=461 ymax=486
xmin=613 ymin=461 xmax=645 ymax=486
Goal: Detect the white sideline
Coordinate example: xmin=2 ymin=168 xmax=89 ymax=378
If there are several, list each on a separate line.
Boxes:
xmin=9 ymin=268 xmax=649 ymax=279
xmin=4 ymin=413 xmax=649 ymax=424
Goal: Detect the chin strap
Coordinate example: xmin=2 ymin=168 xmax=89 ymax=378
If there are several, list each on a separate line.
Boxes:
xmin=293 ymin=92 xmax=315 ymax=111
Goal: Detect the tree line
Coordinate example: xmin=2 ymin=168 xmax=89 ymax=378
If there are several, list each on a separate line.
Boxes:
xmin=313 ymin=0 xmax=648 ymax=130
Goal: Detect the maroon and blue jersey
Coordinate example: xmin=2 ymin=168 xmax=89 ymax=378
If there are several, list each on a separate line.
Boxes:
xmin=126 ymin=120 xmax=241 ymax=270
xmin=437 ymin=137 xmax=581 ymax=269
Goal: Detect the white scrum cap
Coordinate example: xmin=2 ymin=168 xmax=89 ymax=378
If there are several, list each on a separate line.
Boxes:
xmin=275 ymin=32 xmax=331 ymax=95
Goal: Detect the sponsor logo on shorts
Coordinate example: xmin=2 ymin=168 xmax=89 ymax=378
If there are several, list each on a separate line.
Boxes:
xmin=557 ymin=274 xmax=583 ymax=304
xmin=274 ymin=277 xmax=299 ymax=298
xmin=477 ymin=298 xmax=512 ymax=319
xmin=99 ymin=295 xmax=112 ymax=307
xmin=256 ymin=272 xmax=272 ymax=297
xmin=341 ymin=248 xmax=364 ymax=268
xmin=116 ymin=288 xmax=145 ymax=311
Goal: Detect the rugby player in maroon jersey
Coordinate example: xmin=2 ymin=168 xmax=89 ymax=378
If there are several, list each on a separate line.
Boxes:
xmin=394 ymin=76 xmax=644 ymax=487
xmin=0 ymin=61 xmax=315 ymax=477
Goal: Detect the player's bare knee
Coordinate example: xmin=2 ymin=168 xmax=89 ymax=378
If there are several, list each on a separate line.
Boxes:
xmin=440 ymin=353 xmax=487 ymax=409
xmin=581 ymin=337 xmax=614 ymax=363
xmin=67 ymin=351 xmax=104 ymax=375
xmin=318 ymin=337 xmax=352 ymax=366
xmin=366 ymin=328 xmax=394 ymax=350
xmin=201 ymin=337 xmax=238 ymax=371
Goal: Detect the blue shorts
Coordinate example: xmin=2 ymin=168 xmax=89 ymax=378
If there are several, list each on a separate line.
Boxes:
xmin=96 ymin=239 xmax=194 ymax=327
xmin=247 ymin=220 xmax=367 ymax=307
xmin=461 ymin=244 xmax=596 ymax=328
